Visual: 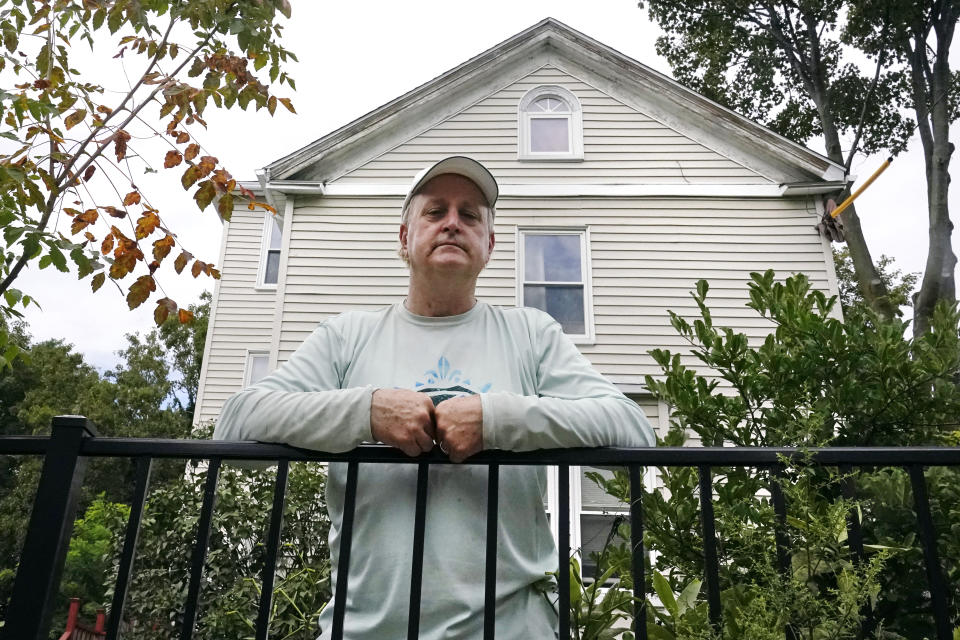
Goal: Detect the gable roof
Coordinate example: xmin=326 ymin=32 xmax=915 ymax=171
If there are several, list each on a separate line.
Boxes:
xmin=263 ymin=18 xmax=844 ymax=186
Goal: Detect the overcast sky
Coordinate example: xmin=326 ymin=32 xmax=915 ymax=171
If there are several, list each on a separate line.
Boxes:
xmin=16 ymin=0 xmax=958 ymax=370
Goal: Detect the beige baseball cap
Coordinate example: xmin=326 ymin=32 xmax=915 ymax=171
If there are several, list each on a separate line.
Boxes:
xmin=402 ymin=156 xmax=499 ymax=213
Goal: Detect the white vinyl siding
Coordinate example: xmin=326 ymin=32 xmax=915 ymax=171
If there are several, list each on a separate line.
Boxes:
xmin=196 ymin=207 xmax=279 ymax=423
xmin=273 ymin=194 xmax=826 ymax=378
xmin=331 ymin=66 xmax=768 ymax=186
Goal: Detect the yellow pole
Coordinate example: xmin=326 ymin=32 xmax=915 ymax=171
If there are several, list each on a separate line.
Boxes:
xmin=830 ymin=157 xmax=893 ymax=218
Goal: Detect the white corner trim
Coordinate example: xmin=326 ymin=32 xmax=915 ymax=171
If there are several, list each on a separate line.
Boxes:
xmin=322 ymin=183 xmax=789 ymax=198
xmin=194 ymin=217 xmax=231 ymax=426
xmin=269 ymin=197 xmax=296 ymax=370
xmin=814 ymin=196 xmax=845 ymax=322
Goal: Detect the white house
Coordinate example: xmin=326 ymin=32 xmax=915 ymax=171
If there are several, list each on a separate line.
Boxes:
xmin=194 ymin=18 xmax=844 ymax=572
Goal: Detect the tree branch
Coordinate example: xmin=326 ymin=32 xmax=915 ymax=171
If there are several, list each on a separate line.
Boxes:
xmin=0 ymin=14 xmax=218 ymax=298
xmin=845 ymin=22 xmax=891 ymax=172
xmin=55 ymin=14 xmax=178 ymax=187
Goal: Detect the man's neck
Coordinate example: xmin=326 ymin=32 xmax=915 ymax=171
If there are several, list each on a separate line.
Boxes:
xmin=405 ymin=276 xmax=478 ymax=317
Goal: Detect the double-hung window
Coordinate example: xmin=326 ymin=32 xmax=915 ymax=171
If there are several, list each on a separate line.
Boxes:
xmin=518 ymin=229 xmax=593 ymax=341
xmin=258 ymin=213 xmax=282 ymax=287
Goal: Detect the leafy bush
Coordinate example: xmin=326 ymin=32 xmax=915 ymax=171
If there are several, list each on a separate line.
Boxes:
xmin=101 ymin=427 xmax=330 ymax=640
xmin=584 ymin=271 xmax=960 ymax=639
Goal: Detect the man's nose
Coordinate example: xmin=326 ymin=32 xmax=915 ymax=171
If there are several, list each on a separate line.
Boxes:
xmin=440 ymin=208 xmax=462 ymax=232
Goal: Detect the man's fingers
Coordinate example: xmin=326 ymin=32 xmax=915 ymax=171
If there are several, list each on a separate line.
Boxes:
xmin=399 ymin=441 xmax=422 ymax=457
xmin=414 ymin=428 xmax=435 ymax=453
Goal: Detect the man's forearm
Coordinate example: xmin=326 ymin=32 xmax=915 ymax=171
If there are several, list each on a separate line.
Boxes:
xmin=480 ymin=392 xmax=655 ymax=451
xmin=214 ymin=385 xmax=375 ymax=453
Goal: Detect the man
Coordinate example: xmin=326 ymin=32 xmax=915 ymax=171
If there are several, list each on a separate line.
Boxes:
xmin=214 ymin=156 xmax=655 ymax=639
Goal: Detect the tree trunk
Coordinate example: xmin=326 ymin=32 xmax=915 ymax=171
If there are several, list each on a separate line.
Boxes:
xmin=810 ymin=63 xmax=898 ymax=320
xmin=910 ymin=5 xmax=956 ymax=336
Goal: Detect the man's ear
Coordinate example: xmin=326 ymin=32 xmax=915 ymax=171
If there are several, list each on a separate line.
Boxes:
xmin=485 ymin=230 xmax=496 ymax=264
xmin=399 ymin=223 xmax=409 ymax=252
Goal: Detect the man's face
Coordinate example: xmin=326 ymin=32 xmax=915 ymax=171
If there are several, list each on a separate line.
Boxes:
xmin=399 ymin=173 xmax=495 ymax=279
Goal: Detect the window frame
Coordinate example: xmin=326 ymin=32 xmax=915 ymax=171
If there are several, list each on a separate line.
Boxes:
xmin=544 ymin=464 xmax=659 ymax=582
xmin=516 ymin=227 xmax=595 ymax=344
xmin=517 ymin=85 xmax=584 ymax=161
xmin=256 ymin=212 xmax=283 ymax=289
xmin=243 ymin=350 xmax=270 ymax=387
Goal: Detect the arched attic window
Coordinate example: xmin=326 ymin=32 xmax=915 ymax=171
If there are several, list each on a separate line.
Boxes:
xmin=518 ymin=85 xmax=584 ymax=161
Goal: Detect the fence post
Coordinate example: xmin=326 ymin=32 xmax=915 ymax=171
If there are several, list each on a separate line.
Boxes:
xmin=2 ymin=415 xmax=97 ymax=640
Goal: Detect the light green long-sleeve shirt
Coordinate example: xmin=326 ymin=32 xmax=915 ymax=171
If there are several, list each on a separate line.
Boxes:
xmin=214 ymin=302 xmax=654 ymax=639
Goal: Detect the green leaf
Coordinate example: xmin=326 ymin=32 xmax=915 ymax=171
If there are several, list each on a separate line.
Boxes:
xmin=48 ymin=244 xmax=68 ymax=272
xmin=676 ymin=579 xmax=701 ymax=616
xmin=194 ymin=180 xmax=216 ymax=211
xmin=91 ymin=272 xmax=105 ymax=292
xmin=652 ymin=570 xmax=678 ymax=618
xmin=3 ymin=288 xmax=22 ymax=307
xmin=3 ymin=226 xmax=25 ymax=245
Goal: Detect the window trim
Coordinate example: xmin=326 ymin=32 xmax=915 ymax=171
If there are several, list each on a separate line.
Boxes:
xmin=256 ymin=212 xmax=283 ymax=289
xmin=517 ymin=85 xmax=584 ymax=161
xmin=244 ymin=350 xmax=270 ymax=387
xmin=516 ymin=226 xmax=595 ymax=344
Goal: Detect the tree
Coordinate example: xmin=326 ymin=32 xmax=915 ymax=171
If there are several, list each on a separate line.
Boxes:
xmin=0 ymin=0 xmax=294 ymax=336
xmin=155 ymin=290 xmax=210 ymax=421
xmin=107 ymin=449 xmax=331 ymax=640
xmin=644 ymin=0 xmax=908 ymax=322
xmin=833 ymin=247 xmax=918 ymax=318
xmin=846 ymin=0 xmax=960 ymax=335
xmin=0 ymin=307 xmax=208 ymax=622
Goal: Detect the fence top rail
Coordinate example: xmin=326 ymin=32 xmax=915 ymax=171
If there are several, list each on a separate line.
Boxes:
xmin=1 ymin=435 xmax=959 ymax=466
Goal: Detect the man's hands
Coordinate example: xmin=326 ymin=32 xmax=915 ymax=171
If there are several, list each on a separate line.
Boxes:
xmin=434 ymin=395 xmax=483 ymax=463
xmin=370 ymin=389 xmax=483 ymax=463
xmin=370 ymin=389 xmax=436 ymax=457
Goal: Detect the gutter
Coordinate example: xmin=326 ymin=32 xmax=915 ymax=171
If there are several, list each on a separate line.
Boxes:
xmin=253 ymin=168 xmax=326 ymax=209
xmin=779 ymin=180 xmax=849 ymax=196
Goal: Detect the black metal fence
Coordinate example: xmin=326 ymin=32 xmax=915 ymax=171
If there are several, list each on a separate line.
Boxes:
xmin=1 ymin=415 xmax=958 ymax=640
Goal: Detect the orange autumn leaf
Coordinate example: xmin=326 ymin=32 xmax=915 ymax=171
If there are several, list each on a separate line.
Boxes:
xmin=178 ymin=308 xmax=194 ymax=324
xmin=70 ymin=209 xmax=98 ymax=234
xmin=191 ymin=259 xmax=205 ymax=278
xmin=91 ymin=272 xmax=105 ymax=292
xmin=197 ymin=155 xmax=217 ymax=177
xmin=123 ymin=191 xmax=141 ymax=206
xmin=110 ymin=251 xmax=138 ymax=279
xmin=114 ymin=130 xmax=131 ymax=161
xmin=103 ymin=206 xmax=126 ymax=218
xmin=126 ymin=274 xmax=156 ymax=310
xmin=164 ymin=150 xmax=183 ymax=168
xmin=154 ymin=297 xmax=177 ymax=325
xmin=101 ymin=232 xmax=115 ymax=255
xmin=64 ymin=109 xmax=86 ymax=130
xmin=184 ymin=143 xmax=200 ymax=161
xmin=174 ymin=250 xmax=192 ymax=274
xmin=135 ymin=211 xmax=161 ymax=239
xmin=153 ymin=234 xmax=175 ymax=261
xmin=176 ymin=131 xmax=189 ymax=144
